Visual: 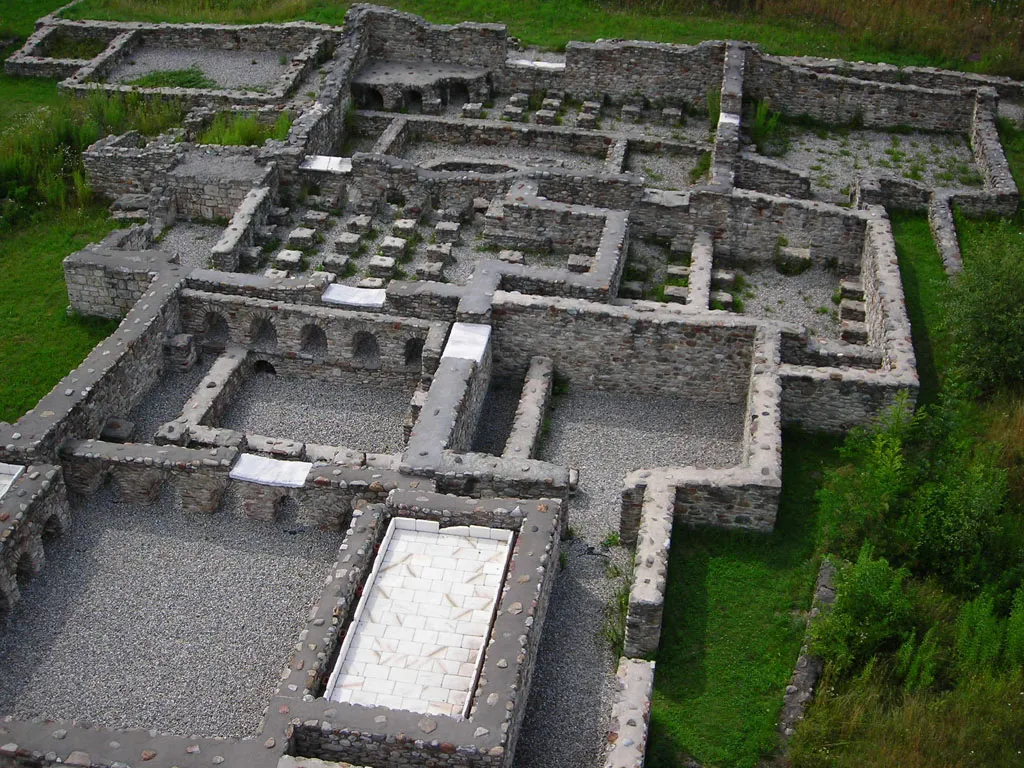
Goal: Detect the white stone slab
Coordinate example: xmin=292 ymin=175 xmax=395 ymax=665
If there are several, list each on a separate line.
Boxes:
xmin=300 ymin=155 xmax=353 ymax=174
xmin=440 ymin=322 xmax=491 ymax=364
xmin=229 ymin=453 xmax=311 ymax=488
xmin=325 ymin=517 xmax=513 ymax=718
xmin=0 ymin=463 xmax=24 ymax=500
xmin=508 ymin=59 xmax=566 ymax=72
xmin=322 ymin=283 xmax=387 ymax=309
xmin=718 ymin=112 xmax=741 ymax=126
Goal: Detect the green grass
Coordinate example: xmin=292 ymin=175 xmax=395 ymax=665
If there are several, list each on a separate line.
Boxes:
xmin=0 ymin=0 xmax=72 ymax=38
xmin=0 ymin=208 xmax=119 ymax=423
xmin=42 ymin=31 xmax=111 ymax=60
xmin=125 ymin=66 xmax=218 ymax=89
xmin=890 ymin=212 xmax=949 ymax=405
xmin=0 ymin=73 xmax=62 ymax=134
xmin=64 ymin=0 xmax=1017 ymax=74
xmin=647 ymin=432 xmax=842 ymax=768
xmin=197 ymin=111 xmax=292 ymax=145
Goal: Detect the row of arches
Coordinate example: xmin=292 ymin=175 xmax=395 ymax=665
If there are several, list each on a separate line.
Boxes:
xmin=199 ymin=312 xmax=425 ymax=369
xmin=355 ymin=81 xmax=472 ymax=114
xmin=0 ymin=513 xmax=64 ymax=620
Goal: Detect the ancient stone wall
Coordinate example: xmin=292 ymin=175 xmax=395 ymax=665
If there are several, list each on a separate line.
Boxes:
xmin=82 ymin=131 xmax=183 ymax=200
xmin=359 ymin=4 xmax=507 ymax=69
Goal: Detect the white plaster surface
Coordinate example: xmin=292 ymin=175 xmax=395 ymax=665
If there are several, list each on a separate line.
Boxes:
xmin=326 ymin=517 xmax=513 ymax=718
xmin=0 ymin=463 xmax=24 ymax=500
xmin=322 ymin=284 xmax=387 ymax=308
xmin=440 ymin=322 xmax=491 ymax=364
xmin=229 ymin=453 xmax=312 ymax=487
xmin=301 ymin=155 xmax=353 ymax=174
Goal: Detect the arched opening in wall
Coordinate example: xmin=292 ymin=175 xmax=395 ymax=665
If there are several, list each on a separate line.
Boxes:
xmin=359 ymin=86 xmax=384 ymax=110
xmin=404 ymin=337 xmax=424 ymax=367
xmin=385 ymin=188 xmax=406 ymax=207
xmin=278 ymin=495 xmax=302 ymax=529
xmin=42 ymin=515 xmax=64 ymax=544
xmin=249 ymin=316 xmax=278 ymax=353
xmin=202 ymin=312 xmax=230 ymax=350
xmin=446 ymin=81 xmax=470 ymax=108
xmin=352 ymin=331 xmax=381 ymax=369
xmin=253 ymin=359 xmax=277 ymax=375
xmin=404 ymin=89 xmax=423 ymax=114
xmin=15 ymin=552 xmax=34 ymax=589
xmin=300 ymin=324 xmax=328 ymax=361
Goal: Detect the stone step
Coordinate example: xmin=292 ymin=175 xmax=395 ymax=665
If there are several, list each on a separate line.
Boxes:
xmin=774 ymin=246 xmax=812 ymax=275
xmin=840 ymin=278 xmax=865 ymax=302
xmin=567 ymin=253 xmax=593 ymax=273
xmin=662 ymin=285 xmax=688 ymax=303
xmin=618 ymin=281 xmax=644 ymax=299
xmin=711 ymin=269 xmax=736 ymax=290
xmin=368 ymin=255 xmax=396 ymax=278
xmin=322 ymin=254 xmax=350 ymax=275
xmin=840 ymin=298 xmax=866 ymax=322
xmin=711 ymin=290 xmax=734 ymax=310
xmin=841 ymin=320 xmax=869 ymax=345
xmin=665 ymin=265 xmax=690 ymax=281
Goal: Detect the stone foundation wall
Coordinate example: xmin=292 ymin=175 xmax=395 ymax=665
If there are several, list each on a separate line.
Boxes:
xmin=171 ymin=152 xmax=277 ymax=220
xmin=736 ymin=152 xmax=812 ymax=198
xmin=185 ymin=270 xmax=333 ymax=306
xmin=359 ymin=4 xmax=507 ymax=69
xmin=83 ymin=131 xmax=183 ymax=200
xmin=502 ymin=356 xmax=553 ymax=461
xmin=64 ymin=247 xmax=169 ymax=319
xmin=210 ymin=185 xmax=276 ymax=271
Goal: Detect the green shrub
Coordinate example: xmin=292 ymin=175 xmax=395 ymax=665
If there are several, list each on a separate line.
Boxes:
xmin=955 ymin=593 xmax=1005 ymax=676
xmin=197 ymin=111 xmax=292 ymax=146
xmin=1005 ymin=586 xmax=1024 ymax=668
xmin=750 ymin=99 xmax=783 ymax=154
xmin=688 ymin=150 xmax=712 ymax=183
xmin=125 ymin=66 xmax=217 ymax=89
xmin=811 ymin=545 xmax=914 ymax=677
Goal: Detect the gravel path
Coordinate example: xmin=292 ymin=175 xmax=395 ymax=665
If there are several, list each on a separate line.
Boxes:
xmin=127 ymin=354 xmax=214 ymax=442
xmin=516 ymin=390 xmax=744 ymax=768
xmin=109 ymin=47 xmax=288 ymax=90
xmin=156 ymin=222 xmax=224 ymax=273
xmin=0 ymin=486 xmax=339 ymax=737
xmin=219 ymin=371 xmax=414 ymax=453
xmin=736 ymin=263 xmax=841 ymax=339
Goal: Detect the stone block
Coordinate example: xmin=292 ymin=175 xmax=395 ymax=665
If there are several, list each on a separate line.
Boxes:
xmin=303 ymin=209 xmax=330 ymax=229
xmin=581 ymin=100 xmax=602 ymax=114
xmin=840 ymin=299 xmax=866 ymax=322
xmin=425 ymin=242 xmax=453 ymax=264
xmin=774 ymin=246 xmax=812 ymax=275
xmin=416 ymin=262 xmax=444 ymax=280
xmin=347 ymin=214 xmax=373 ymax=234
xmin=165 ymin=333 xmax=197 ymax=372
xmin=666 ymin=265 xmax=690 ymax=280
xmin=438 ymin=207 xmax=463 ymax=223
xmin=358 ymin=277 xmax=385 ymax=289
xmin=434 ymin=221 xmax=461 ymax=244
xmin=287 ymin=226 xmax=316 ymax=249
xmin=274 ymin=249 xmax=303 ymax=270
xmin=509 ymin=92 xmax=529 ymax=107
xmin=268 ymin=206 xmax=290 ymax=225
xmin=238 ymin=246 xmax=262 ymax=271
xmin=567 ymin=253 xmax=593 ymax=273
xmin=535 ymin=109 xmax=558 ymax=125
xmin=498 ymin=249 xmax=524 ymax=264
xmin=368 ymin=255 xmax=396 ymax=277
xmin=473 ymin=197 xmax=490 ymax=214
xmin=100 ymin=417 xmax=134 ymax=443
xmin=322 ymin=254 xmax=350 ymax=275
xmin=619 ymin=281 xmax=644 ymax=299
xmin=392 ymin=218 xmax=418 ymax=236
xmin=662 ymin=285 xmax=688 ymax=303
xmin=840 ymin=278 xmax=865 ymax=301
xmin=461 ymin=102 xmax=484 ymax=118
xmin=334 ymin=231 xmax=361 ymax=254
xmin=264 ymin=268 xmax=289 ymax=278
xmin=661 ymin=107 xmax=683 ymax=125
xmin=711 ymin=269 xmax=736 ymax=289
xmin=541 ymin=98 xmax=562 ymax=111
xmin=502 ymin=105 xmax=525 ymax=121
xmin=710 ymin=290 xmax=734 ymax=310
xmin=841 ymin=320 xmax=869 ymax=345
xmin=621 ymin=104 xmax=642 ymax=122
xmin=422 ymin=98 xmax=442 ymax=115
xmin=577 ymin=113 xmax=598 ymax=129
xmin=380 ymin=236 xmax=407 ymax=258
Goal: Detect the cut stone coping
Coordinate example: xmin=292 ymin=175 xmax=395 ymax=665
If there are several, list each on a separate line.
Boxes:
xmin=718 ymin=112 xmax=741 ymax=126
xmin=321 ymin=284 xmax=387 ymax=309
xmin=0 ymin=462 xmax=25 ymax=500
xmin=323 ymin=516 xmax=514 ymax=719
xmin=507 ymin=58 xmax=566 ymax=72
xmin=229 ymin=453 xmax=312 ymax=487
xmin=301 ymin=155 xmax=352 ymax=174
xmin=440 ymin=322 xmax=491 ymax=364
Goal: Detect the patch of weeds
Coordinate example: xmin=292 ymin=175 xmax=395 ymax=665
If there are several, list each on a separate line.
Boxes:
xmin=601 ymin=571 xmax=632 ymax=657
xmin=642 ymin=164 xmax=666 ymax=182
xmin=832 ymin=289 xmax=843 ymax=305
xmin=689 ymin=151 xmax=712 ymax=183
xmin=751 ymin=99 xmax=784 ymax=155
xmin=816 ymin=305 xmax=831 ymax=315
xmin=44 ymin=32 xmax=109 ymax=60
xmin=197 ymin=111 xmax=291 ymax=146
xmin=601 ymin=530 xmax=621 ymax=548
xmin=559 ymin=551 xmax=568 ymax=570
xmin=126 ymin=67 xmax=217 ymax=89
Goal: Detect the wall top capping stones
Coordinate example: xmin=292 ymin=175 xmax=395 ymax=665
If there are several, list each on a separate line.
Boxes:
xmin=441 ymin=322 xmax=492 ymax=363
xmin=322 ymin=284 xmax=387 ymax=309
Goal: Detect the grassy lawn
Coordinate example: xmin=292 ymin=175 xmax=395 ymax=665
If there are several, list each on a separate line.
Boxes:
xmin=646 ymin=432 xmax=842 ymax=768
xmin=890 ymin=212 xmax=950 ymax=406
xmin=63 ymin=0 xmax=994 ymax=71
xmin=0 ymin=208 xmax=118 ymax=424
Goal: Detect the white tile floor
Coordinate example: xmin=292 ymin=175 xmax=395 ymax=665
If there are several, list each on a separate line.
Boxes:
xmin=326 ymin=519 xmax=513 ymax=717
xmin=0 ymin=463 xmax=24 ymax=501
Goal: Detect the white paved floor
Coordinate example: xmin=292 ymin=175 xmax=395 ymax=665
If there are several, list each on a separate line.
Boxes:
xmin=327 ymin=519 xmax=513 ymax=717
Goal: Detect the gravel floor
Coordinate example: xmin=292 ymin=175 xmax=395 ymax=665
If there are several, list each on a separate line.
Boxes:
xmin=626 ymin=149 xmax=705 ymax=189
xmin=109 ymin=47 xmax=289 ymax=90
xmin=156 ymin=221 xmax=224 ymax=273
xmin=516 ymin=390 xmax=744 ymax=768
xmin=770 ymin=127 xmax=980 ymax=201
xmin=127 ymin=354 xmax=214 ymax=442
xmin=734 ymin=263 xmax=842 ymax=339
xmin=402 ymin=141 xmax=606 ymax=174
xmin=0 ymin=486 xmax=339 ymax=737
xmin=219 ymin=371 xmax=414 ymax=453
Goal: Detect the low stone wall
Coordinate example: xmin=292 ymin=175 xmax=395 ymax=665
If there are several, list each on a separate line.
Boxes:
xmin=736 ymin=151 xmax=812 ymax=198
xmin=562 ymin=39 xmax=725 ymax=107
xmin=490 ymin=292 xmax=756 ymax=405
xmin=169 ymin=149 xmax=277 ymax=220
xmin=502 ymin=356 xmax=553 ymax=461
xmin=603 ymin=659 xmax=656 ymax=768
xmin=64 ymin=247 xmax=172 ymax=319
xmin=210 ymin=185 xmax=275 ymax=271
xmin=0 ymin=465 xmax=68 ymax=619
xmin=83 ymin=131 xmax=183 ymax=200
xmin=927 ymin=194 xmax=963 ymax=274
xmin=185 ymin=269 xmax=333 ymax=305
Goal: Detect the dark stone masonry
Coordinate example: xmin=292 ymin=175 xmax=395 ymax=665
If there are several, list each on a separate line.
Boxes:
xmin=1 ymin=0 xmax=1019 ymax=766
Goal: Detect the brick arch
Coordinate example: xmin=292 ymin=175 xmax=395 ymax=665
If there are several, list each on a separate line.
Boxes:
xmin=201 ymin=309 xmax=230 ymax=350
xmin=352 ymin=330 xmax=381 ymax=369
xmin=249 ymin=313 xmax=278 ymax=353
xmin=300 ymin=323 xmax=328 ymax=361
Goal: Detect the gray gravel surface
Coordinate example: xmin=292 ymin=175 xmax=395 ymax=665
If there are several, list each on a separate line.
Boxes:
xmin=127 ymin=354 xmax=215 ymax=442
xmin=110 ymin=47 xmax=289 ymax=90
xmin=736 ymin=263 xmax=841 ymax=339
xmin=402 ymin=141 xmax=606 ymax=174
xmin=516 ymin=390 xmax=744 ymax=768
xmin=0 ymin=486 xmax=339 ymax=737
xmin=156 ymin=222 xmax=224 ymax=273
xmin=219 ymin=371 xmax=414 ymax=453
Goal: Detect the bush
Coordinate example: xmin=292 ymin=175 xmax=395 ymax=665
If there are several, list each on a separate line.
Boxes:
xmin=811 ymin=545 xmax=914 ymax=676
xmin=750 ymin=99 xmax=783 ymax=154
xmin=197 ymin=111 xmax=292 ymax=146
xmin=947 ymin=215 xmax=1024 ymax=395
